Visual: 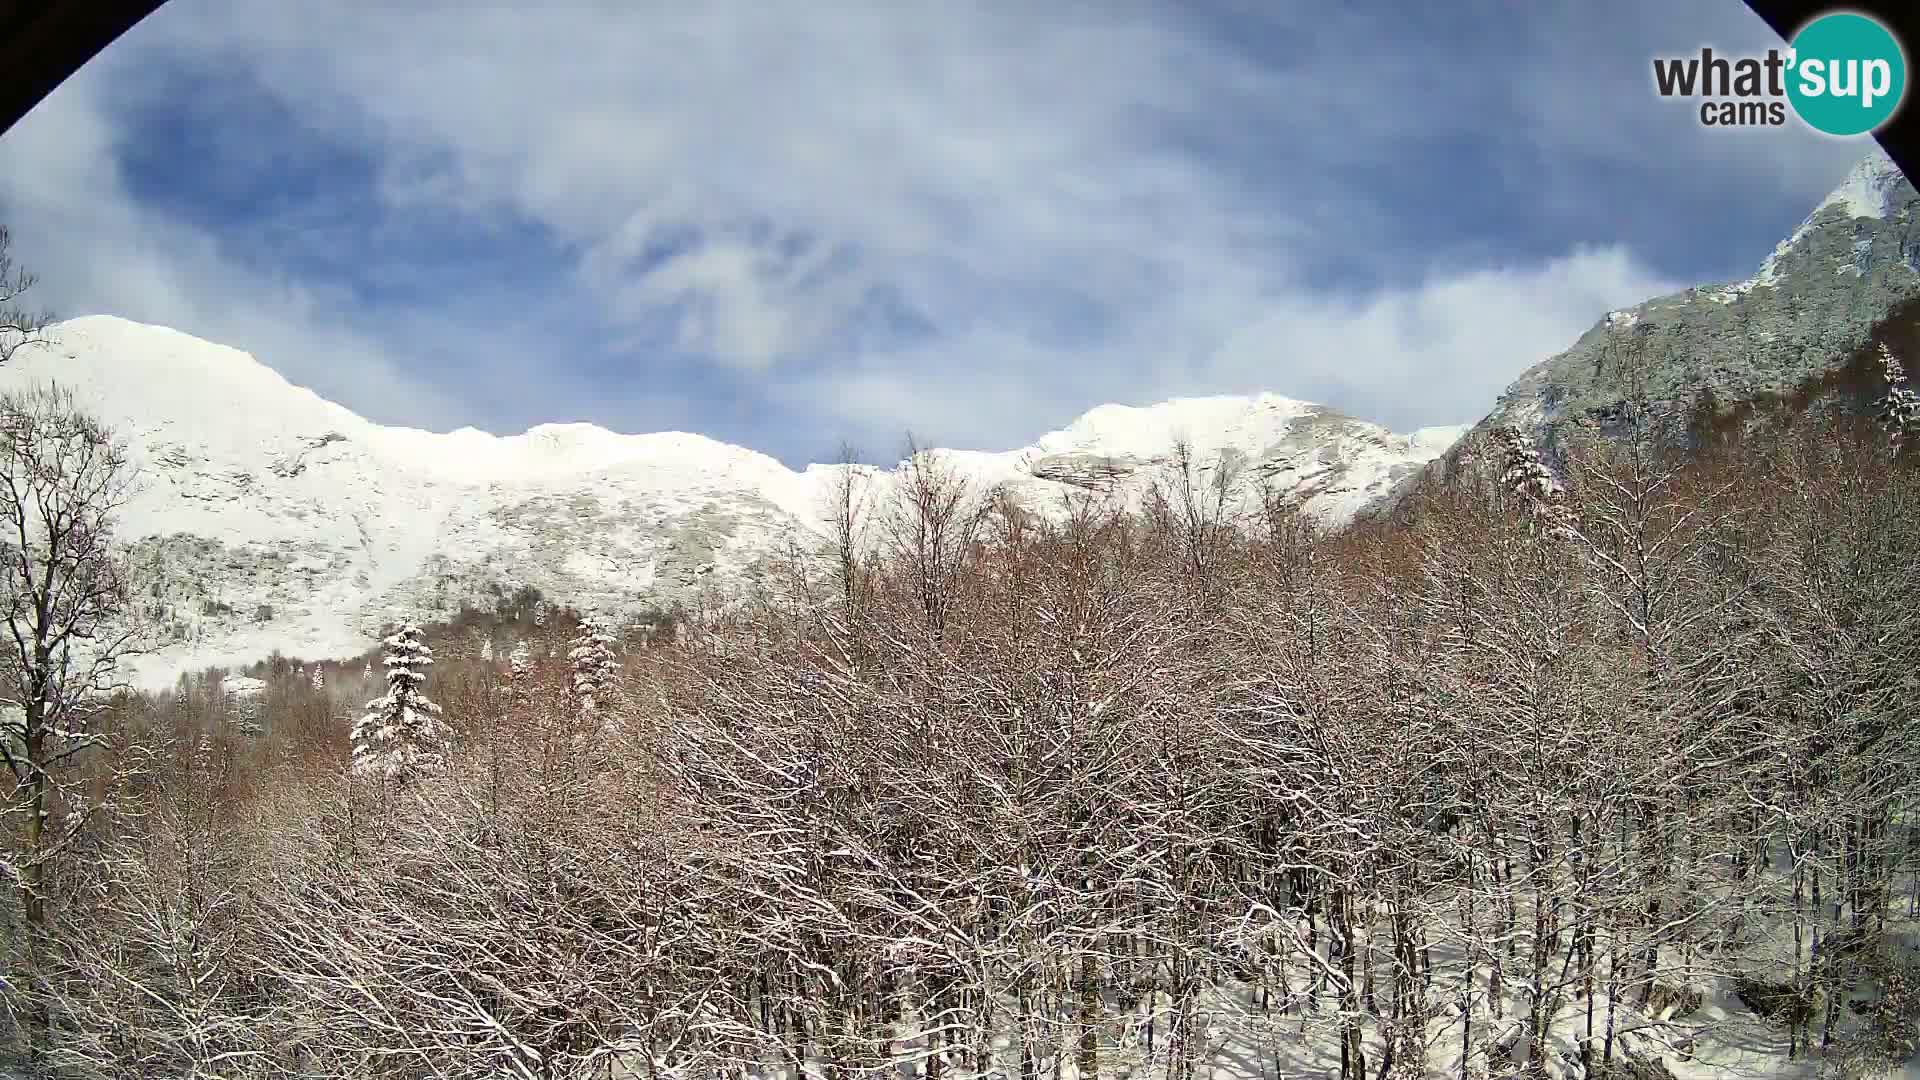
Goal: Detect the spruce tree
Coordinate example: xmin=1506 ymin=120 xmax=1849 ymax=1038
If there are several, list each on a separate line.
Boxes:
xmin=350 ymin=623 xmax=447 ymax=783
xmin=568 ymin=616 xmax=620 ymax=722
xmin=1877 ymin=344 xmax=1919 ymax=452
xmin=1491 ymin=424 xmax=1574 ymax=539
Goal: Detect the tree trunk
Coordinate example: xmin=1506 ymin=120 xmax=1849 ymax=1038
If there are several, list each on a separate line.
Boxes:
xmin=1334 ymin=887 xmax=1368 ymax=1080
xmin=17 ymin=706 xmax=48 ymax=1059
xmin=1077 ymin=951 xmax=1099 ymax=1080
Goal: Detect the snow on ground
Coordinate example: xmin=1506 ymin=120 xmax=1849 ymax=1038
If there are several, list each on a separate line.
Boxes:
xmin=597 ymin=969 xmax=1829 ymax=1080
xmin=222 ymin=676 xmax=268 ymax=697
xmin=599 ymin=874 xmax=1916 ymax=1080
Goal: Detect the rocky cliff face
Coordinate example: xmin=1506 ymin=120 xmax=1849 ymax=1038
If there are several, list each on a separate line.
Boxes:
xmin=0 ymin=316 xmax=1459 ymax=687
xmin=1475 ymin=149 xmax=1918 ymax=458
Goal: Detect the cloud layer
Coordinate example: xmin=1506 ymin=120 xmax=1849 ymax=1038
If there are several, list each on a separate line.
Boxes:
xmin=0 ymin=0 xmax=1874 ymax=464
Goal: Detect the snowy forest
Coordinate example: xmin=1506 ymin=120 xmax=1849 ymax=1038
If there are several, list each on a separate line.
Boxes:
xmin=0 ymin=336 xmax=1915 ymax=1080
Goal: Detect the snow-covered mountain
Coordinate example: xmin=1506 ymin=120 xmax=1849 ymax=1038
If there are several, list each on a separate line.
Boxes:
xmin=18 ymin=151 xmax=1910 ymax=686
xmin=1472 ymin=148 xmax=1919 ymax=456
xmin=1363 ymin=148 xmax=1920 ymax=517
xmin=0 ymin=316 xmax=1461 ymax=687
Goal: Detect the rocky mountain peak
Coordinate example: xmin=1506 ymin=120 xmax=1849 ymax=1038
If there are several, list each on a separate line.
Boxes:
xmin=1474 ymin=149 xmax=1919 ymax=460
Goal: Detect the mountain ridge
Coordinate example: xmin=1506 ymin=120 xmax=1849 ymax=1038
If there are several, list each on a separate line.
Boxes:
xmin=0 ymin=314 xmax=1461 ymax=687
xmin=12 ymin=149 xmax=1911 ymax=687
xmin=1356 ymin=146 xmax=1920 ymax=523
xmin=1475 ymin=148 xmax=1919 ymax=456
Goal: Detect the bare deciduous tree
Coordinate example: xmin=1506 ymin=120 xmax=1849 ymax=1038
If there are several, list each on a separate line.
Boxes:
xmin=0 ymin=229 xmax=51 ymax=369
xmin=0 ymin=384 xmax=135 ymax=1064
xmin=0 ymin=385 xmax=136 ymax=929
xmin=884 ymin=436 xmax=989 ymax=639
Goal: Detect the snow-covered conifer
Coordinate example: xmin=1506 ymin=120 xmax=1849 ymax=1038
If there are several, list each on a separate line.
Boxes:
xmin=232 ymin=694 xmax=262 ymax=738
xmin=1490 ymin=424 xmax=1573 ymax=538
xmin=567 ymin=616 xmax=619 ymax=721
xmin=310 ymin=666 xmax=324 ymax=693
xmin=1492 ymin=424 xmax=1560 ymax=503
xmin=350 ymin=623 xmax=447 ymax=783
xmin=1878 ymin=344 xmax=1919 ymax=451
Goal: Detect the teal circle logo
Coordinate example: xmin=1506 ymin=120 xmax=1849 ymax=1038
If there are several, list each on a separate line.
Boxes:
xmin=1787 ymin=12 xmax=1907 ymax=136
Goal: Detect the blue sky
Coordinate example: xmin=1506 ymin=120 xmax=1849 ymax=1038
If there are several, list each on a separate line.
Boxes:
xmin=0 ymin=0 xmax=1874 ymax=467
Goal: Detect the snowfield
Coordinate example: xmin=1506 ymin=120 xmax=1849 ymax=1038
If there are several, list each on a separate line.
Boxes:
xmin=0 ymin=316 xmax=1463 ymax=687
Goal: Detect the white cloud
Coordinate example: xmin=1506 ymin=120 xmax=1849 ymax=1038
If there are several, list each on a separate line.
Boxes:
xmin=1193 ymin=246 xmax=1685 ymax=428
xmin=779 ymin=245 xmax=1681 ymax=456
xmin=0 ymin=66 xmax=475 ymax=431
xmin=0 ymin=0 xmax=1878 ymax=465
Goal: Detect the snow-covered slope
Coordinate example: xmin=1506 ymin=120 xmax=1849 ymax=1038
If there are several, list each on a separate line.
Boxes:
xmin=1732 ymin=148 xmax=1913 ymax=294
xmin=0 ymin=316 xmax=1457 ymax=687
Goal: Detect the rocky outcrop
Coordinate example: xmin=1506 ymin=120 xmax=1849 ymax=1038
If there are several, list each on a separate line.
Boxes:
xmin=1370 ymin=149 xmax=1919 ymax=522
xmin=1480 ymin=149 xmax=1918 ymax=460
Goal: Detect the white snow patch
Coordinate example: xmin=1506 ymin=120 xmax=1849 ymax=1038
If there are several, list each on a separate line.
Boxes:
xmin=1823 ymin=145 xmax=1907 ymax=221
xmin=1739 ymin=148 xmax=1909 ymax=292
xmin=223 ymin=676 xmax=268 ymax=697
xmin=1407 ymin=423 xmax=1468 ymax=456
